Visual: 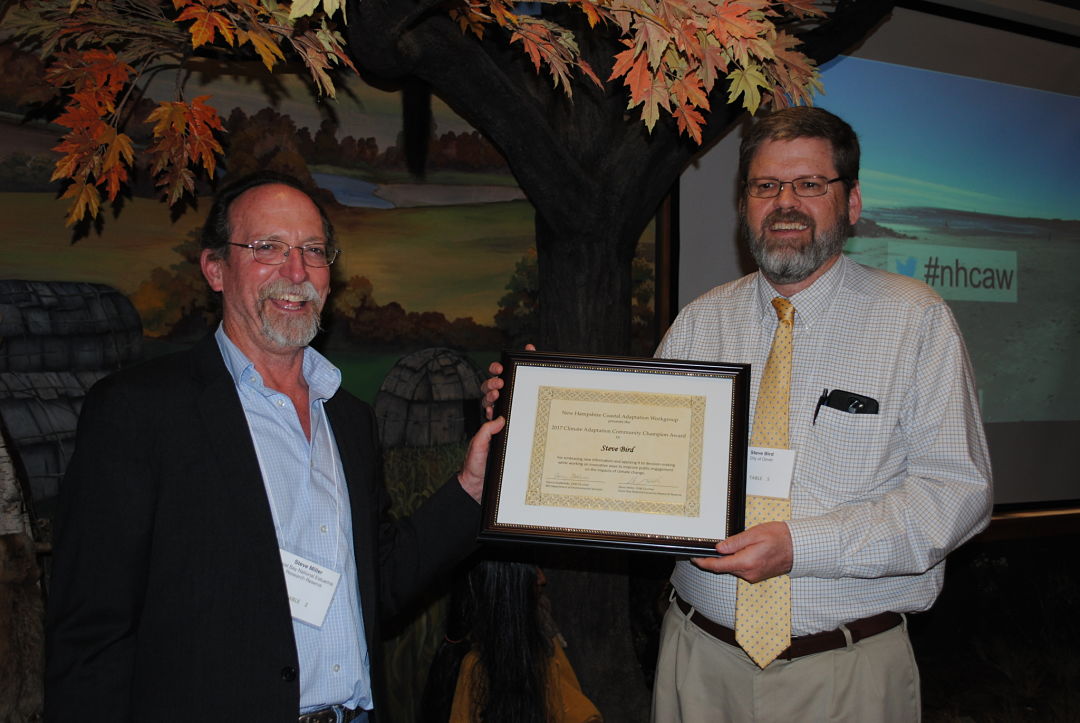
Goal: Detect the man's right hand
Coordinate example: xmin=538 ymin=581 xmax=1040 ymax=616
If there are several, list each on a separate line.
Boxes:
xmin=481 ymin=344 xmax=535 ymax=420
xmin=691 ymin=521 xmax=793 ymax=583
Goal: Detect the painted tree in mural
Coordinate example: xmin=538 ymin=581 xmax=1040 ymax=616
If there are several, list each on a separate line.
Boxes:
xmin=1 ymin=0 xmax=357 ymax=225
xmin=7 ymin=0 xmax=825 ymax=229
xmin=4 ymin=0 xmax=896 ymax=716
xmin=4 ymin=0 xmax=892 ymax=344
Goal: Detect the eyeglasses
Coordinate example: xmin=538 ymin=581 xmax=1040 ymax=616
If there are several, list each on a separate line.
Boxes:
xmin=745 ymin=176 xmax=846 ymax=198
xmin=227 ymin=240 xmax=340 ymax=267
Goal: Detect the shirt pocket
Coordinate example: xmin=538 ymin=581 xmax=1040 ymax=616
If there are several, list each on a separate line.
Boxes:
xmin=806 ymin=405 xmax=894 ymax=498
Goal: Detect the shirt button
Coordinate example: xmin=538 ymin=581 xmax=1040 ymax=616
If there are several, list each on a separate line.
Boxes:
xmin=332 ymin=664 xmax=341 ymax=673
xmin=320 ymin=524 xmax=328 ymax=533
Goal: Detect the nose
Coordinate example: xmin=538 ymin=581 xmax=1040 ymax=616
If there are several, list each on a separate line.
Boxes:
xmin=775 ymin=182 xmax=802 ymax=209
xmin=279 ymin=246 xmax=308 ymax=283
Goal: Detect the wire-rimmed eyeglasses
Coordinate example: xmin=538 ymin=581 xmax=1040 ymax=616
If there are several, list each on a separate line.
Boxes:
xmin=227 ymin=240 xmax=340 ymax=267
xmin=745 ymin=176 xmax=846 ymax=198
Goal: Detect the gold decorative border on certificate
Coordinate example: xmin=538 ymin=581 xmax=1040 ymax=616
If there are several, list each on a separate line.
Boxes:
xmin=525 ymin=385 xmax=705 ymax=516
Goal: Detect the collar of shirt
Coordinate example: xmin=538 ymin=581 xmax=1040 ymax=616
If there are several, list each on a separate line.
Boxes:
xmin=214 ymin=324 xmax=342 ymax=402
xmin=754 ymin=253 xmax=849 ymax=331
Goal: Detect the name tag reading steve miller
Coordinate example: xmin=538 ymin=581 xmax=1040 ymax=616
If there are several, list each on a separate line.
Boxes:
xmin=279 ymin=549 xmax=341 ymax=628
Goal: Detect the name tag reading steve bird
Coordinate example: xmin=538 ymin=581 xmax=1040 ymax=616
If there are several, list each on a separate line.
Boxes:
xmin=279 ymin=549 xmax=341 ymax=628
xmin=746 ymin=447 xmax=795 ymax=499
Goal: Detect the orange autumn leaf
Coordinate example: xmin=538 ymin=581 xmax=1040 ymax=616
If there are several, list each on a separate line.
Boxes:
xmin=146 ymin=95 xmax=225 ymax=201
xmin=608 ymin=43 xmax=639 ymax=82
xmin=99 ymin=126 xmax=135 ymax=200
xmin=624 ymin=52 xmax=669 ymax=130
xmin=176 ymin=3 xmax=237 ymax=47
xmin=237 ymin=26 xmax=284 ymax=69
xmin=58 ymin=180 xmax=101 ymax=227
xmin=671 ymin=70 xmax=709 ymax=111
xmin=12 ymin=0 xmax=356 ymax=226
xmin=673 ymin=102 xmax=706 ymax=143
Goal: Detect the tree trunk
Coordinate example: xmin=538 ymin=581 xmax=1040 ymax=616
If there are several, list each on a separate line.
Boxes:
xmin=535 ymin=214 xmax=635 ymax=355
xmin=532 ymin=212 xmax=648 ymax=717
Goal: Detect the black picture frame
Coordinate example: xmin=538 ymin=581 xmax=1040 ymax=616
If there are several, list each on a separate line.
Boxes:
xmin=480 ymin=350 xmax=750 ymax=556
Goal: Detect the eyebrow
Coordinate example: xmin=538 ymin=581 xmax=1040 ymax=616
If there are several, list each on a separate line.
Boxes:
xmin=251 ymin=234 xmax=328 ymax=245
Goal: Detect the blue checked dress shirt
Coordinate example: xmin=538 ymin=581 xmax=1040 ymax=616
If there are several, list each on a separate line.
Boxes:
xmin=658 ymin=255 xmax=992 ymax=635
xmin=216 ymin=326 xmax=372 ymax=713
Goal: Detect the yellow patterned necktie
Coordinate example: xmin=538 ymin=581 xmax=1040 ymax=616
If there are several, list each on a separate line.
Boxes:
xmin=735 ymin=296 xmax=795 ymax=668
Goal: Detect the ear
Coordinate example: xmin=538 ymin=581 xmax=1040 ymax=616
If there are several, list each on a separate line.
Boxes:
xmin=847 ymin=181 xmax=863 ymax=226
xmin=200 ymin=248 xmax=225 ymax=292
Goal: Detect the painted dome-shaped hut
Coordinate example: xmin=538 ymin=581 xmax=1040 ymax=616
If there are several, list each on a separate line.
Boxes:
xmin=0 ymin=280 xmax=142 ymax=523
xmin=374 ymin=348 xmax=485 ymax=449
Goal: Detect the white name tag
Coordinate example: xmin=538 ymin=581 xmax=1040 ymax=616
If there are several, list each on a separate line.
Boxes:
xmin=279 ymin=549 xmax=341 ymax=628
xmin=746 ymin=447 xmax=795 ymax=499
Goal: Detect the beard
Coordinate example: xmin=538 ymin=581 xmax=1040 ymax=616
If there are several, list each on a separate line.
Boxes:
xmin=742 ymin=205 xmax=850 ymax=286
xmin=257 ymin=279 xmax=324 ymax=348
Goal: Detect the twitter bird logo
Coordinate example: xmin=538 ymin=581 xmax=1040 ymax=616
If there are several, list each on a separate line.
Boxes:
xmin=895 ymin=256 xmax=917 ymax=277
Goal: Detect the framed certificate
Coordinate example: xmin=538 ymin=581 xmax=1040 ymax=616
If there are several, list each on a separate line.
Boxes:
xmin=480 ymin=350 xmax=750 ymax=556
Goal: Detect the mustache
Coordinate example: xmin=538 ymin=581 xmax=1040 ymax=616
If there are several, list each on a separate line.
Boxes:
xmin=258 ymin=279 xmax=322 ymax=306
xmin=762 ymin=210 xmax=814 ymax=228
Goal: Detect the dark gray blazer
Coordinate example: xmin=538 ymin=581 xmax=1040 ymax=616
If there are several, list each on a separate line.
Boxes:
xmin=45 ymin=334 xmax=480 ymax=721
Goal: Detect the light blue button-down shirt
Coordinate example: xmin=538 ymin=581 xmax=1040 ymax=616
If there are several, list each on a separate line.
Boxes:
xmin=216 ymin=326 xmax=372 ymax=713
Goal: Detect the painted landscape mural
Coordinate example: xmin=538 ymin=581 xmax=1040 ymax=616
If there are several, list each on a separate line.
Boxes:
xmin=0 ymin=46 xmax=659 ymax=722
xmin=0 ymin=50 xmax=658 ymax=403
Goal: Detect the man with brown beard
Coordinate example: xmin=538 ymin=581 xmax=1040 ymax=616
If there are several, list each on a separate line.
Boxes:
xmin=46 ymin=172 xmax=504 ymax=722
xmin=478 ymin=107 xmax=996 ymax=721
xmin=647 ymin=107 xmax=992 ymax=721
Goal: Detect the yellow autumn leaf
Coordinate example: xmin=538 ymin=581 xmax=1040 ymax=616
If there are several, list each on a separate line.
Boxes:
xmin=726 ymin=64 xmax=769 ymax=114
xmin=288 ymin=0 xmax=322 ymax=19
xmin=238 ymin=28 xmax=285 ymax=70
xmin=60 ymin=180 xmax=101 ymax=227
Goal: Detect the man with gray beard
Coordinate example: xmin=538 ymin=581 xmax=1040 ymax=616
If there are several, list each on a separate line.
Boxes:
xmin=648 ymin=107 xmax=992 ymax=721
xmin=46 ymin=172 xmax=505 ymax=722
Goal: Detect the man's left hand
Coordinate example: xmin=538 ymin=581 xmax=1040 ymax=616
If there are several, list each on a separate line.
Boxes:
xmin=457 ymin=417 xmax=506 ymax=503
xmin=691 ymin=521 xmax=793 ymax=583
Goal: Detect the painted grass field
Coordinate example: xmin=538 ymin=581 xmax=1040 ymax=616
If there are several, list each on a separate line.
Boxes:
xmin=2 ymin=191 xmax=536 ymax=326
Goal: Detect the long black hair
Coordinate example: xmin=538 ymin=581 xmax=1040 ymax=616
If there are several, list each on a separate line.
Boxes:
xmin=422 ymin=557 xmax=553 ymax=722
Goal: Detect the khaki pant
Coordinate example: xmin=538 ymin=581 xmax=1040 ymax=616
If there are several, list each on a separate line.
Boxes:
xmin=651 ymin=599 xmax=920 ymax=723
